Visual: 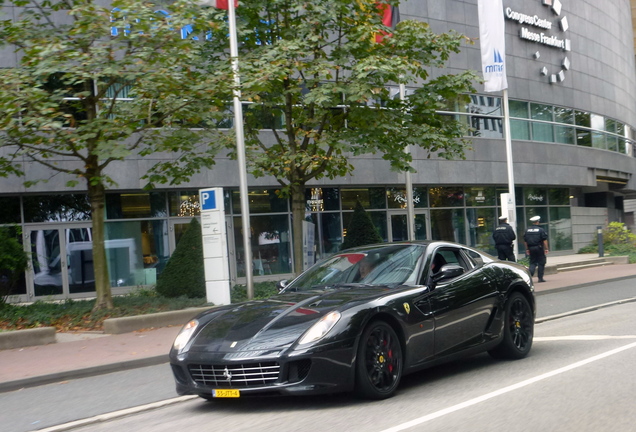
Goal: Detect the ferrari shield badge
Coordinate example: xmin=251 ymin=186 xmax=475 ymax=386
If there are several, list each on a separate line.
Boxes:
xmin=403 ymin=302 xmax=410 ymax=314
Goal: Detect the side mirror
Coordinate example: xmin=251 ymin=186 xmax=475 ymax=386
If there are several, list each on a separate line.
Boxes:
xmin=432 ymin=264 xmax=465 ymax=283
xmin=276 ymin=279 xmax=289 ymax=292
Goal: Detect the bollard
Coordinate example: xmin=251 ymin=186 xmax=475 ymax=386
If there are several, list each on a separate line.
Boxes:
xmin=597 ymin=226 xmax=604 ymax=257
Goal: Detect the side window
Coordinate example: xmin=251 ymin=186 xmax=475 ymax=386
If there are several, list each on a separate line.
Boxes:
xmin=462 ymin=249 xmax=481 ymax=269
xmin=424 ymin=247 xmax=470 ymax=284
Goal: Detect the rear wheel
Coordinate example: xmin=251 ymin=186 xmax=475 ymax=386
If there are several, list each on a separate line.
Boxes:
xmin=489 ymin=292 xmax=534 ymax=359
xmin=355 ymin=321 xmax=403 ymax=399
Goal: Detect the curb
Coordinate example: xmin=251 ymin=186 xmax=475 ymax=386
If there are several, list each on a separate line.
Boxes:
xmin=103 ymin=307 xmax=211 ymax=334
xmin=0 ymin=327 xmax=56 ymax=350
xmin=534 ymin=274 xmax=636 ymax=296
xmin=0 ymin=354 xmax=168 ymax=394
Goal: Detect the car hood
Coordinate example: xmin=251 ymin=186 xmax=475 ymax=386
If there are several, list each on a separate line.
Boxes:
xmin=187 ymin=287 xmax=388 ymax=356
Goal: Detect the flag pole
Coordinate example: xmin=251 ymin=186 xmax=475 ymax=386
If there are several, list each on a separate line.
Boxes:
xmin=502 ymin=88 xmax=518 ymax=260
xmin=478 ymin=0 xmax=517 ymax=260
xmin=400 ymin=82 xmax=415 ymax=241
xmin=227 ymin=0 xmax=254 ymax=298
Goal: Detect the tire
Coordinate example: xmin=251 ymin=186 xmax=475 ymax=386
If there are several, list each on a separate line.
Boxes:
xmin=355 ymin=320 xmax=403 ymax=400
xmin=489 ymin=292 xmax=534 ymax=360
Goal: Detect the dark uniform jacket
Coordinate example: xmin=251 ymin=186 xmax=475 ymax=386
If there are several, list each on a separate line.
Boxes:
xmin=493 ymin=223 xmax=516 ymax=246
xmin=524 ymin=226 xmax=548 ymax=248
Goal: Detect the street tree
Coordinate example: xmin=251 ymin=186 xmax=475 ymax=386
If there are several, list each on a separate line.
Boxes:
xmin=0 ymin=0 xmax=231 ymax=309
xmin=200 ymin=0 xmax=479 ymax=273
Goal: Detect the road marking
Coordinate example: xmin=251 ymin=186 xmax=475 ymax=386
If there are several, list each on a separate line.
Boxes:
xmin=536 ymin=297 xmax=636 ymax=323
xmin=378 ymin=341 xmax=636 ymax=432
xmin=37 ymin=395 xmax=197 ymax=432
xmin=535 ymin=335 xmax=636 ymax=341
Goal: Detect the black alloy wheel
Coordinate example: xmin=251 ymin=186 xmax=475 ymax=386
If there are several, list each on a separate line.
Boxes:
xmin=489 ymin=291 xmax=534 ymax=360
xmin=355 ymin=320 xmax=403 ymax=399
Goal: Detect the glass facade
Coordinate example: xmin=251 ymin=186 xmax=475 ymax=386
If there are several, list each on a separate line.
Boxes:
xmin=0 ymin=185 xmax=577 ymax=301
xmin=463 ymin=94 xmax=634 ymax=154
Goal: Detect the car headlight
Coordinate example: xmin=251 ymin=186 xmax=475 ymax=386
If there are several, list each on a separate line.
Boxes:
xmin=298 ymin=311 xmax=341 ymax=345
xmin=173 ymin=319 xmax=199 ymax=353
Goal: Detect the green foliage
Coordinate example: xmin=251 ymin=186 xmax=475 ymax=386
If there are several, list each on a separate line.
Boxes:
xmin=231 ymin=281 xmax=280 ymax=303
xmin=0 ymin=294 xmax=207 ymax=331
xmin=341 ymin=200 xmax=383 ymax=250
xmin=0 ymin=0 xmax=230 ymax=308
xmin=198 ymin=0 xmax=477 ymax=271
xmin=517 ymin=257 xmax=530 ymax=267
xmin=604 ymin=222 xmax=636 ymax=246
xmin=578 ymin=244 xmax=598 ymax=254
xmin=578 ymin=223 xmax=636 ymax=260
xmin=0 ymin=227 xmax=29 ymax=304
xmin=156 ymin=218 xmax=206 ymax=298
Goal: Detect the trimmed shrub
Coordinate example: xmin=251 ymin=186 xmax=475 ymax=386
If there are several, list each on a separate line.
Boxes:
xmin=341 ymin=200 xmax=383 ymax=250
xmin=155 ymin=218 xmax=205 ymax=298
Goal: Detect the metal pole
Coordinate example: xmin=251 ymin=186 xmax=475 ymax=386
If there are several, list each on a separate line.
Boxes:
xmin=228 ymin=0 xmax=254 ymax=299
xmin=502 ymin=88 xmax=518 ymax=260
xmin=400 ymin=83 xmax=415 ymax=241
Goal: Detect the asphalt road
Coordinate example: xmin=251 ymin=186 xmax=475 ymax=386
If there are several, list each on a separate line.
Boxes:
xmin=2 ymin=278 xmax=636 ymax=432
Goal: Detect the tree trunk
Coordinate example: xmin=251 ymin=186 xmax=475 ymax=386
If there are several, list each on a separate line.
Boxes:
xmin=290 ymin=183 xmax=306 ymax=276
xmin=88 ymin=182 xmax=113 ymax=310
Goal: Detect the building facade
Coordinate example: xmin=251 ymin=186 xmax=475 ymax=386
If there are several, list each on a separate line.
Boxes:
xmin=2 ymin=0 xmax=636 ymax=303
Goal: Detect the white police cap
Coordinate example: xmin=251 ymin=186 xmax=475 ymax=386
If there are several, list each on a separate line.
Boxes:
xmin=498 ymin=215 xmax=507 ymax=220
xmin=529 ymin=215 xmax=541 ymax=222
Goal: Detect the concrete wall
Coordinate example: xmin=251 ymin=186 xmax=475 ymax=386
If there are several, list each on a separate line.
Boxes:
xmin=571 ymin=206 xmax=608 ymax=252
xmin=1 ymin=0 xmax=635 ymax=199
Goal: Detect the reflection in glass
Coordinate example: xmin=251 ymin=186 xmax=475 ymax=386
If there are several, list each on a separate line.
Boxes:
xmin=233 ymin=214 xmax=291 ymax=277
xmin=549 ymin=188 xmax=570 ymax=205
xmin=232 ymin=189 xmax=288 ymax=214
xmin=430 ymin=209 xmax=465 ymax=244
xmin=467 ymin=208 xmax=496 ymax=254
xmin=429 ymin=187 xmax=464 ymax=207
xmin=341 ymin=188 xmax=386 ymax=210
xmin=387 ymin=187 xmax=428 ymax=208
xmin=320 ymin=213 xmax=342 ymax=257
xmin=24 ymin=195 xmax=91 ymax=222
xmin=549 ymin=207 xmax=572 ymax=251
xmin=106 ymin=192 xmax=166 ymax=219
xmin=66 ymin=228 xmax=95 ymax=293
xmin=554 ymin=126 xmax=575 ymax=144
xmin=169 ymin=191 xmax=201 ymax=217
xmin=465 ymin=187 xmax=495 ymax=206
xmin=31 ymin=230 xmax=63 ymax=296
xmin=105 ymin=220 xmax=169 ymax=287
xmin=0 ymin=197 xmax=21 ymax=224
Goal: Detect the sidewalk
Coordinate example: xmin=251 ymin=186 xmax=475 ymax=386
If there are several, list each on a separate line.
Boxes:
xmin=1 ymin=254 xmax=635 ymax=394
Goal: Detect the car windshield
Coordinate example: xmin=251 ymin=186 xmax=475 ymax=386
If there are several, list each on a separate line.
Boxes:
xmin=284 ymin=244 xmax=425 ymax=292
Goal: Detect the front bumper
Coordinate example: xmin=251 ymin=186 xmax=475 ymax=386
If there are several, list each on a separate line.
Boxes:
xmin=170 ymin=340 xmax=356 ymax=397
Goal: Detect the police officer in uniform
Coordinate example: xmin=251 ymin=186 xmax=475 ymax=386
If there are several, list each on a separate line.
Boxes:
xmin=492 ymin=215 xmax=516 ymax=261
xmin=523 ymin=215 xmax=549 ymax=282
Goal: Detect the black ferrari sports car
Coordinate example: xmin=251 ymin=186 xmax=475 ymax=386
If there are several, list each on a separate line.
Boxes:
xmin=169 ymin=241 xmax=535 ymax=400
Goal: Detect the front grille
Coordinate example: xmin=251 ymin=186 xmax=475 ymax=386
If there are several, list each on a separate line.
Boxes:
xmin=189 ymin=362 xmax=280 ymax=387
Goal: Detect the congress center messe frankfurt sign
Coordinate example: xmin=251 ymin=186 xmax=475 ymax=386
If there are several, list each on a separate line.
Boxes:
xmin=505 ymin=0 xmax=571 ymax=84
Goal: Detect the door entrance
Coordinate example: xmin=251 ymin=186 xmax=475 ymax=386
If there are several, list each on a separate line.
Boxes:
xmin=25 ymin=224 xmax=95 ymax=299
xmin=388 ymin=211 xmax=429 ymax=242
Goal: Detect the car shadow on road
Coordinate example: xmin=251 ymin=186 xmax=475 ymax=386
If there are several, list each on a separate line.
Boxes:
xmin=186 ymin=353 xmax=507 ymax=413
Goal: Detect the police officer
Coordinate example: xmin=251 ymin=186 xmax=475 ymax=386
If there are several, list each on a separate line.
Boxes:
xmin=492 ymin=215 xmax=516 ymax=261
xmin=523 ymin=215 xmax=549 ymax=282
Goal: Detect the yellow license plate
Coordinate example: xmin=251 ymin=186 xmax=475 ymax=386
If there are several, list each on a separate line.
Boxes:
xmin=212 ymin=389 xmax=240 ymax=398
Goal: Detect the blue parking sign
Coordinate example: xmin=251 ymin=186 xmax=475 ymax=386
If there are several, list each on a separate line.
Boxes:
xmin=200 ymin=189 xmax=217 ymax=211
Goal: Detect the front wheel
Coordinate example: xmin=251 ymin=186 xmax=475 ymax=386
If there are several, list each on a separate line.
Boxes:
xmin=355 ymin=321 xmax=403 ymax=400
xmin=489 ymin=292 xmax=534 ymax=360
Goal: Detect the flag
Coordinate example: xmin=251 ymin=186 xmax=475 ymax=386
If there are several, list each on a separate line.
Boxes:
xmin=477 ymin=0 xmax=508 ymax=92
xmin=196 ymin=0 xmax=238 ymax=9
xmin=376 ymin=3 xmax=400 ymax=43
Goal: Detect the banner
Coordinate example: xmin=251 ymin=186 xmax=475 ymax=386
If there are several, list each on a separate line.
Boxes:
xmin=477 ymin=0 xmax=508 ymax=92
xmin=196 ymin=0 xmax=238 ymax=9
xmin=376 ymin=4 xmax=400 ymax=43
